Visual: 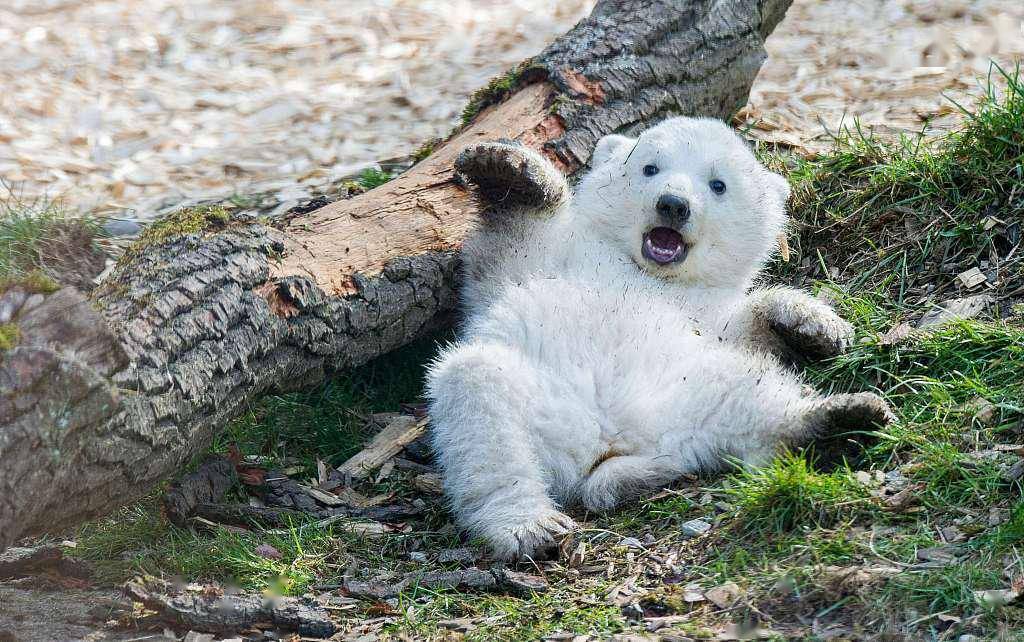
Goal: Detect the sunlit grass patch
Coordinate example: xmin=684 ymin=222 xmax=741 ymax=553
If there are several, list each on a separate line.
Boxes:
xmin=357 ymin=167 xmax=397 ymax=190
xmin=75 ymin=498 xmax=353 ymax=595
xmin=724 ymin=452 xmax=877 ymax=535
xmin=397 ymin=592 xmax=625 ymax=641
xmin=776 ymin=63 xmax=1023 ymax=301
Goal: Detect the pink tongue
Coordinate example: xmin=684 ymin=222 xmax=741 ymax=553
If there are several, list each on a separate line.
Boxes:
xmin=649 ymin=227 xmax=682 ymax=252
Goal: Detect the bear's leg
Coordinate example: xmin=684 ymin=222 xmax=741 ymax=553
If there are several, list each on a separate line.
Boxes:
xmin=731 ymin=391 xmax=896 ymax=468
xmin=427 ymin=342 xmax=576 ymax=561
xmin=579 ymin=455 xmax=681 ymax=513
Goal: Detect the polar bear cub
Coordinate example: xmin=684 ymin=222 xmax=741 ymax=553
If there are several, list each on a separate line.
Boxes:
xmin=427 ymin=117 xmax=893 ymax=561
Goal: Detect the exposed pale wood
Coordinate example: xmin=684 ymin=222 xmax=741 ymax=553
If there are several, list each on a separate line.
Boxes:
xmin=274 ymin=83 xmax=560 ymax=295
xmin=336 ymin=415 xmax=428 ymax=479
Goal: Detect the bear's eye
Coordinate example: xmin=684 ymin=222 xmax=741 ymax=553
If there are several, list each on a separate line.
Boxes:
xmin=709 ymin=179 xmax=727 ymax=194
xmin=642 ymin=164 xmax=659 ymax=177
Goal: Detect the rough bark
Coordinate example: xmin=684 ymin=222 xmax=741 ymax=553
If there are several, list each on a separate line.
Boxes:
xmin=125 ymin=576 xmax=336 ymax=638
xmin=0 ymin=0 xmax=792 ymax=548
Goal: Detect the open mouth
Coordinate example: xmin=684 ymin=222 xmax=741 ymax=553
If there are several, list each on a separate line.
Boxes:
xmin=642 ymin=227 xmax=689 ymax=265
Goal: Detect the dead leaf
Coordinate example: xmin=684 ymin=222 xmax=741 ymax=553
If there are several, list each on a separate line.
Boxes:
xmin=879 ymin=322 xmax=914 ymax=345
xmin=956 ymin=267 xmax=987 ymax=289
xmin=254 ymin=544 xmax=282 ymax=560
xmin=704 ymin=582 xmax=741 ymax=609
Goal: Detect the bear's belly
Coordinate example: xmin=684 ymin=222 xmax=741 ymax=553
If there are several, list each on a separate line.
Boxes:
xmin=463 ymin=275 xmax=752 ymax=466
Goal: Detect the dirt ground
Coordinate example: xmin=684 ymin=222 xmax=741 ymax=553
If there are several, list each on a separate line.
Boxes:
xmin=1 ymin=0 xmax=1022 ymax=222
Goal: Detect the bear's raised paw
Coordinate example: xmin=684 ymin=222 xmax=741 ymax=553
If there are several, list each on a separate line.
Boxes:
xmin=455 ymin=141 xmax=568 ymax=213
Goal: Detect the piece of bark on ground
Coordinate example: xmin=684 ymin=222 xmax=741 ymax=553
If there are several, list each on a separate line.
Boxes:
xmin=125 ymin=576 xmax=336 ymax=638
xmin=0 ymin=584 xmax=137 ymax=642
xmin=163 ymin=456 xmax=238 ymax=527
xmin=0 ymin=546 xmax=63 ymax=578
xmin=0 ymin=545 xmax=91 ymax=582
xmin=0 ymin=0 xmax=794 ymax=548
xmin=336 ymin=415 xmax=428 ymax=480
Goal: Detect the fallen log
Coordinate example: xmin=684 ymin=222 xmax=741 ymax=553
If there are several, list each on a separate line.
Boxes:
xmin=0 ymin=0 xmax=792 ymax=548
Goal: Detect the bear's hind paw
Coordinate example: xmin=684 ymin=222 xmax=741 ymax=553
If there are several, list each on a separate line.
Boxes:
xmin=807 ymin=392 xmax=896 ymax=435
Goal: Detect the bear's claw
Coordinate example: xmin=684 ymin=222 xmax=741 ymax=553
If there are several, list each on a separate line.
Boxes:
xmin=455 ymin=141 xmax=568 ymax=212
xmin=484 ymin=509 xmax=576 ymax=561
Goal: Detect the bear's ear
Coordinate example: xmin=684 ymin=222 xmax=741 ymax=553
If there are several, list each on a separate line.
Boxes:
xmin=591 ymin=134 xmax=633 ymax=167
xmin=765 ymin=171 xmax=791 ymax=205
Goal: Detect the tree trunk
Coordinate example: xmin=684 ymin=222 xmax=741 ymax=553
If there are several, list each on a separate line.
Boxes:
xmin=0 ymin=0 xmax=792 ymax=548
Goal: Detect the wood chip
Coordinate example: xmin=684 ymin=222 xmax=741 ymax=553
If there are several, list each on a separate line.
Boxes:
xmin=374 ymin=459 xmax=396 ymax=484
xmin=0 ymin=1 xmax=595 ymax=220
xmin=777 ymin=233 xmax=790 ymax=262
xmin=879 ymin=322 xmax=915 ymax=346
xmin=336 ymin=415 xmax=428 ymax=479
xmin=884 ymin=483 xmax=924 ymax=512
xmin=956 ymin=267 xmax=987 ymax=289
xmin=917 ymin=294 xmax=994 ymax=328
xmin=982 ymin=216 xmax=1005 ymax=230
xmin=645 ymin=615 xmax=692 ymax=632
xmin=299 ymin=484 xmax=345 ymax=507
xmin=704 ymin=582 xmax=741 ymax=609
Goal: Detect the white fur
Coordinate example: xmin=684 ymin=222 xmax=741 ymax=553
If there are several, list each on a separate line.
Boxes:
xmin=427 ymin=117 xmax=854 ymax=560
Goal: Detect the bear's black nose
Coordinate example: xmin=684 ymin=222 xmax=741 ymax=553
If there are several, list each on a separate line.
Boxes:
xmin=656 ymin=194 xmax=690 ymax=225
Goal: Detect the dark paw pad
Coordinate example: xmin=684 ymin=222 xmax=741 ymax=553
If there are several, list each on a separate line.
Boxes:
xmin=816 ymin=392 xmax=896 ymax=432
xmin=455 ymin=142 xmax=566 ymax=210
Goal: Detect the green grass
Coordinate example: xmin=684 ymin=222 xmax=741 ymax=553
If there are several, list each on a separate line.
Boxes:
xmin=119 ymin=205 xmax=230 ymax=263
xmin=777 ymin=62 xmax=1023 ymax=300
xmin=75 ymin=497 xmax=363 ymax=594
xmin=724 ymin=452 xmax=878 ymax=534
xmin=214 ymin=333 xmax=442 ymax=473
xmin=0 ymin=323 xmax=19 ymax=350
xmin=460 ymin=66 xmax=524 ymax=126
xmin=0 ymin=190 xmax=97 ymax=286
xmin=356 ymin=167 xmax=397 ymax=190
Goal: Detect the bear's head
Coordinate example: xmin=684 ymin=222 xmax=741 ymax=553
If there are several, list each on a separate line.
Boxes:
xmin=574 ymin=117 xmax=790 ymax=289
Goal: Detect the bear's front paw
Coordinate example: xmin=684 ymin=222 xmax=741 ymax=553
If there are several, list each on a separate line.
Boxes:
xmin=483 ymin=509 xmax=576 ymax=562
xmin=767 ymin=306 xmax=854 ymax=360
xmin=455 ymin=141 xmax=568 ymax=212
